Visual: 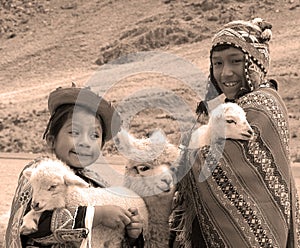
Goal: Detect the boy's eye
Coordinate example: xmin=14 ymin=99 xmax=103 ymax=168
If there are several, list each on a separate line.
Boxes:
xmin=212 ymin=61 xmax=222 ymax=66
xmin=232 ymin=58 xmax=244 ymax=64
xmin=233 ymin=59 xmax=242 ymax=63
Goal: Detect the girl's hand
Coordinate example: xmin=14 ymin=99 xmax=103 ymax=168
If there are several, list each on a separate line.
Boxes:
xmin=93 ymin=205 xmax=131 ymax=229
xmin=126 ymin=207 xmax=143 ymax=239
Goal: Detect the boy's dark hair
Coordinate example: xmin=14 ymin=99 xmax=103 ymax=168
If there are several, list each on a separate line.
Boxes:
xmin=43 ymin=104 xmax=106 ymax=146
xmin=212 ymin=43 xmax=232 ymax=52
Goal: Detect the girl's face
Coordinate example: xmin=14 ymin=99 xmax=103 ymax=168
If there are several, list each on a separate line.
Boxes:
xmin=211 ymin=47 xmax=246 ymax=100
xmin=52 ymin=109 xmax=103 ymax=168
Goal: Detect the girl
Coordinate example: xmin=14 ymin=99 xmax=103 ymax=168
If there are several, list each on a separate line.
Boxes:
xmin=5 ymin=85 xmax=144 ymax=247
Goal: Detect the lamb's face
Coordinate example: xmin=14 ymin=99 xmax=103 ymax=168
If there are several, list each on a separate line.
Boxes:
xmin=23 ymin=159 xmax=85 ymax=212
xmin=212 ymin=103 xmax=253 ymax=141
xmin=26 ymin=170 xmax=68 ymax=212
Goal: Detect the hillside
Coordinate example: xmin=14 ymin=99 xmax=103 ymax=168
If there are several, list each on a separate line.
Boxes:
xmin=0 ymin=0 xmax=299 ymax=161
xmin=0 ymin=0 xmax=300 ymax=246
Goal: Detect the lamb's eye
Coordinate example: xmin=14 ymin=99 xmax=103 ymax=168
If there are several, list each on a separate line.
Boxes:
xmin=48 ymin=185 xmax=57 ymax=191
xmin=226 ymin=119 xmax=237 ymax=124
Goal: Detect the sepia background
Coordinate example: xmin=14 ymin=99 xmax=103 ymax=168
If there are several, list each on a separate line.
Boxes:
xmin=0 ymin=0 xmax=299 ymax=245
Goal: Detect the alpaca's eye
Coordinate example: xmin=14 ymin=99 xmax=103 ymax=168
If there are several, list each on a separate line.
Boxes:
xmin=170 ymin=166 xmax=177 ymax=173
xmin=48 ymin=185 xmax=57 ymax=191
xmin=226 ymin=119 xmax=237 ymax=124
xmin=137 ymin=164 xmax=151 ymax=172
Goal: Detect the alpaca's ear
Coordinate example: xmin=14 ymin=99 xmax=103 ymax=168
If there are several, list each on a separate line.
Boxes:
xmin=63 ymin=174 xmax=89 ymax=188
xmin=115 ymin=128 xmax=135 ymax=150
xmin=149 ymin=129 xmax=166 ymax=144
xmin=23 ymin=168 xmax=33 ymax=180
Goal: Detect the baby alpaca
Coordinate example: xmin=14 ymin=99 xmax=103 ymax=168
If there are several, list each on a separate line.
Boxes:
xmin=115 ymin=129 xmax=179 ymax=247
xmin=189 ymin=102 xmax=253 ymax=149
xmin=21 ymin=158 xmax=148 ymax=248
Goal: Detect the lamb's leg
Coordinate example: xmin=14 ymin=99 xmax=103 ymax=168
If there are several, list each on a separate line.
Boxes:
xmin=20 ymin=210 xmax=42 ymax=235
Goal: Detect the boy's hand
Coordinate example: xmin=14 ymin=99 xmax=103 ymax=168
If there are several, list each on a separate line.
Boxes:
xmin=126 ymin=207 xmax=143 ymax=239
xmin=94 ymin=205 xmax=131 ymax=229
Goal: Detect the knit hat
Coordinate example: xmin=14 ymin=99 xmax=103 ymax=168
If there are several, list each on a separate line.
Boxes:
xmin=46 ymin=84 xmax=121 ymax=141
xmin=204 ymin=18 xmax=273 ymax=102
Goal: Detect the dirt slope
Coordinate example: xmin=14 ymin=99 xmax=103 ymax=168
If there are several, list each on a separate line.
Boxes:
xmin=0 ymin=0 xmax=299 ymax=160
xmin=0 ymin=0 xmax=300 ymax=245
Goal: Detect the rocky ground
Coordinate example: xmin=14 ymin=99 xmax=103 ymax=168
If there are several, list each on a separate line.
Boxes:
xmin=0 ymin=0 xmax=299 ymax=160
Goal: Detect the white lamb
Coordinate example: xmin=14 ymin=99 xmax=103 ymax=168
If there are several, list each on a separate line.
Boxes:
xmin=115 ymin=129 xmax=180 ymax=247
xmin=20 ymin=158 xmax=149 ymax=248
xmin=189 ymin=102 xmax=254 ymax=149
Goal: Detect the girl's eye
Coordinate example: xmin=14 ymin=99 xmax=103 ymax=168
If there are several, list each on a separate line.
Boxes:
xmin=90 ymin=132 xmax=100 ymax=140
xmin=69 ymin=130 xmax=79 ymax=136
xmin=226 ymin=119 xmax=237 ymax=124
xmin=48 ymin=185 xmax=57 ymax=191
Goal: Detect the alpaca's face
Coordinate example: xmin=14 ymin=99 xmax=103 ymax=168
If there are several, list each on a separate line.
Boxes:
xmin=125 ymin=161 xmax=175 ymax=196
xmin=116 ymin=128 xmax=179 ymax=197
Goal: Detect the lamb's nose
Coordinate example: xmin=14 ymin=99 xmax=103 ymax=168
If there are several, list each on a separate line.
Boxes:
xmin=247 ymin=129 xmax=253 ymax=135
xmin=31 ymin=201 xmax=40 ymax=211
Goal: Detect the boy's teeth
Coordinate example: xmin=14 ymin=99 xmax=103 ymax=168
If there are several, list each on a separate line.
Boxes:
xmin=224 ymin=81 xmax=237 ymax=87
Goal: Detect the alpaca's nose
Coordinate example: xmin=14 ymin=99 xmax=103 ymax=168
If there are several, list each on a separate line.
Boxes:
xmin=161 ymin=173 xmax=173 ymax=188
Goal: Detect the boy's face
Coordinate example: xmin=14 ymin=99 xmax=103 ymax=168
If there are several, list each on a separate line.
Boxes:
xmin=211 ymin=46 xmax=246 ymax=100
xmin=53 ymin=109 xmax=103 ymax=168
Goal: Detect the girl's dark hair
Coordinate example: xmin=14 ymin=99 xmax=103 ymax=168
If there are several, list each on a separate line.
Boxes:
xmin=43 ymin=104 xmax=106 ymax=145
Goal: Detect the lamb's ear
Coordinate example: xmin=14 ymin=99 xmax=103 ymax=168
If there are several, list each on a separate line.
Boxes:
xmin=63 ymin=174 xmax=89 ymax=188
xmin=23 ymin=168 xmax=34 ymax=180
xmin=211 ymin=104 xmax=225 ymax=120
xmin=223 ymin=103 xmax=234 ymax=115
